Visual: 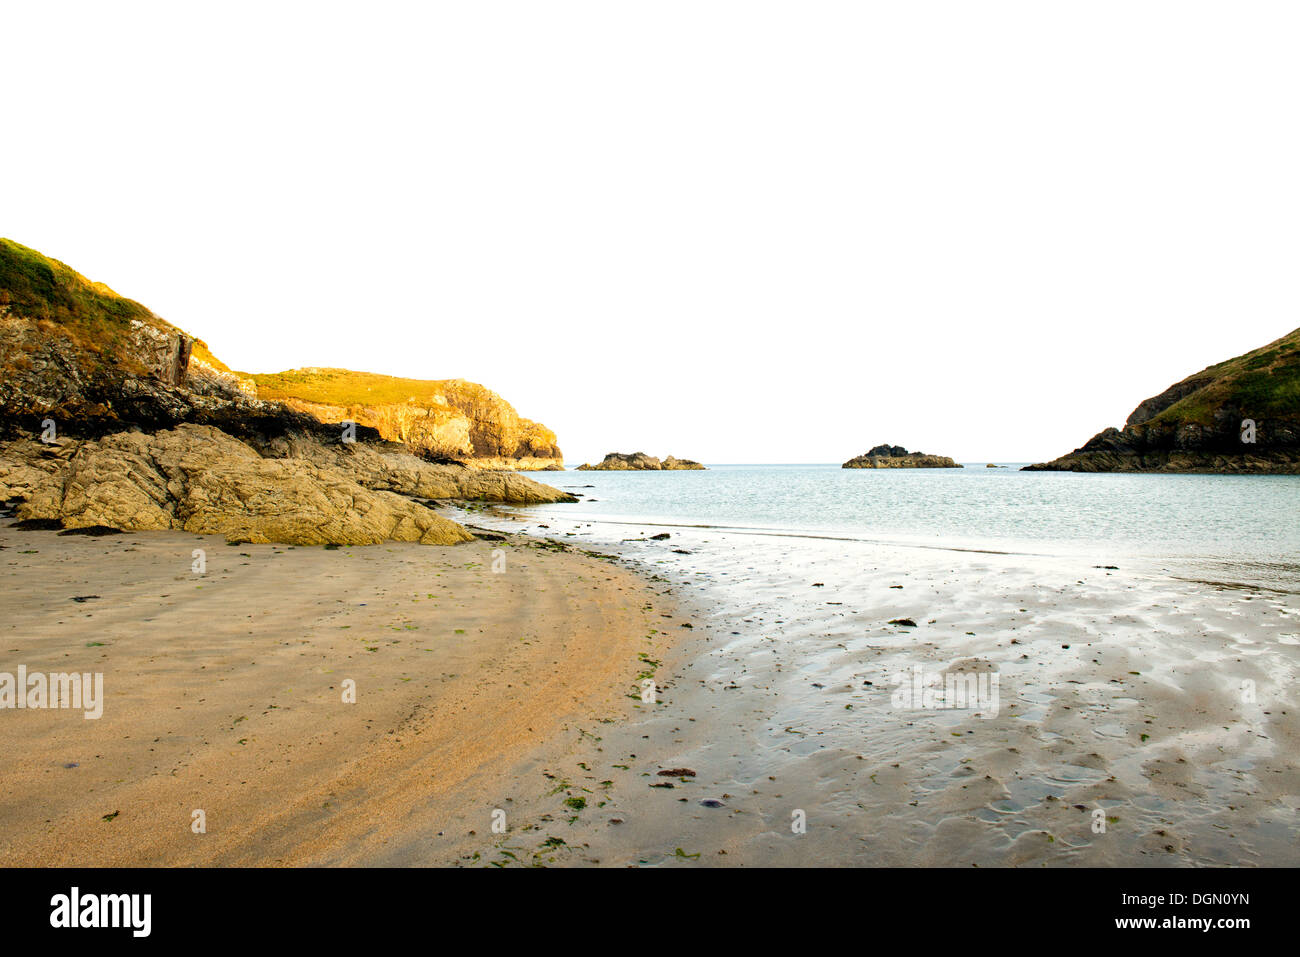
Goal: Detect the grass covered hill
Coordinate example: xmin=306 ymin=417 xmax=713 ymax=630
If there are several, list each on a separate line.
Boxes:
xmin=0 ymin=238 xmax=225 ymax=377
xmin=1128 ymin=326 xmax=1300 ymax=429
xmin=1027 ymin=326 xmax=1300 ymax=473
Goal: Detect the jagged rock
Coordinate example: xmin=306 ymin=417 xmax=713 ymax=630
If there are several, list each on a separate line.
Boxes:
xmin=0 ymin=438 xmax=79 ymax=500
xmin=576 ymin=452 xmax=706 ymax=471
xmin=1026 ymin=326 xmax=1300 ymax=473
xmin=843 ymin=445 xmax=962 ymax=469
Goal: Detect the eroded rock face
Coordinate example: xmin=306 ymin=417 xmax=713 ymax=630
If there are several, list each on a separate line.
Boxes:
xmin=1 ymin=306 xmax=345 ymax=443
xmin=8 ymin=425 xmax=475 ymax=546
xmin=842 ymin=445 xmax=962 ymax=469
xmin=127 ymin=319 xmax=192 ymax=387
xmin=576 ymin=452 xmax=706 ymax=471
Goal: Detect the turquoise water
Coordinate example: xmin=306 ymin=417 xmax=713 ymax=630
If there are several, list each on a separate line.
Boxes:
xmin=529 ymin=464 xmax=1300 ymax=567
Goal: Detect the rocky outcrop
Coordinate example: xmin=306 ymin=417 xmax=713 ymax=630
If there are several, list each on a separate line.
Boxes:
xmin=843 ymin=445 xmax=962 ymax=469
xmin=0 ymin=238 xmax=579 ymax=544
xmin=245 ymin=370 xmax=565 ymax=470
xmin=1026 ymin=326 xmax=1300 ymax=474
xmin=1 ymin=304 xmax=342 ymax=444
xmin=1 ymin=423 xmax=577 ymax=545
xmin=576 ymin=452 xmax=706 ymax=471
xmin=8 ymin=425 xmax=474 ymax=546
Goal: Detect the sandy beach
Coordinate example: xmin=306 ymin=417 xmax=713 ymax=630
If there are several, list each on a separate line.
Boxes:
xmin=0 ymin=521 xmax=689 ymax=866
xmin=3 ymin=504 xmax=1298 ymax=868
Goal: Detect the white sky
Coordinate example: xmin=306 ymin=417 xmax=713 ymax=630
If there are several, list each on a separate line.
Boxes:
xmin=4 ymin=2 xmax=1297 ymax=463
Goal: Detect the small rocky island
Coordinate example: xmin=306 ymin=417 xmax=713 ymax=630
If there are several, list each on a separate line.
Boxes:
xmin=576 ymin=452 xmax=706 ymax=471
xmin=842 ymin=444 xmax=962 ymax=469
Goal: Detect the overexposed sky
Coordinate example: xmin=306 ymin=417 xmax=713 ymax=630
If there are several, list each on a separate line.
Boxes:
xmin=4 ymin=2 xmax=1298 ymax=463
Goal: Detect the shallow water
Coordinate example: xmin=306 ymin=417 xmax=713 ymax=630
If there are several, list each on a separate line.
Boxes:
xmin=534 ymin=463 xmax=1300 ymax=587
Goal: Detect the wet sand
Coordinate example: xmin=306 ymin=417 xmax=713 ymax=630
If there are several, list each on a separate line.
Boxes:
xmin=0 ymin=523 xmax=685 ymax=866
xmin=461 ymin=508 xmax=1300 ymax=867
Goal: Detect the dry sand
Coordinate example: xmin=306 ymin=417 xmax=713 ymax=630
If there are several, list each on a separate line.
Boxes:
xmin=0 ymin=523 xmax=685 ymax=866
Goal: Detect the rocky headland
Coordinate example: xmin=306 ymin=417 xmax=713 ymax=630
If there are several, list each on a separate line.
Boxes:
xmin=0 ymin=238 xmax=575 ymax=545
xmin=1025 ymin=326 xmax=1300 ymax=473
xmin=842 ymin=444 xmax=962 ymax=469
xmin=576 ymin=452 xmax=706 ymax=471
xmin=246 ymin=368 xmax=565 ymax=471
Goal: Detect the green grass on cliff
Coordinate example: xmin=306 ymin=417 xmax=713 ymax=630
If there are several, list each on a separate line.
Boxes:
xmin=1149 ymin=327 xmax=1300 ymax=426
xmin=246 ymin=368 xmax=470 ymax=407
xmin=245 ymin=370 xmax=529 ymax=423
xmin=0 ymin=238 xmax=152 ymax=348
xmin=0 ymin=238 xmax=226 ymax=370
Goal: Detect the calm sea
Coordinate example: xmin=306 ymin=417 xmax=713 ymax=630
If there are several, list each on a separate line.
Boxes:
xmin=516 ymin=463 xmax=1300 ymax=583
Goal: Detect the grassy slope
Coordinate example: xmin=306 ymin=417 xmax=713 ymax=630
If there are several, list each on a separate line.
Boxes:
xmin=0 ymin=238 xmax=226 ymax=370
xmin=246 ymin=368 xmax=475 ymax=407
xmin=1147 ymin=327 xmax=1300 ymax=426
xmin=0 ymin=238 xmax=152 ymax=359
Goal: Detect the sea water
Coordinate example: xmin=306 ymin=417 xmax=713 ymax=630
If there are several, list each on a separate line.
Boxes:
xmin=518 ymin=464 xmax=1300 ymax=585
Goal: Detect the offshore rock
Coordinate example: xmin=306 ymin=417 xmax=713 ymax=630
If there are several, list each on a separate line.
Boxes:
xmin=842 ymin=444 xmax=962 ymax=469
xmin=576 ymin=452 xmax=706 ymax=471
